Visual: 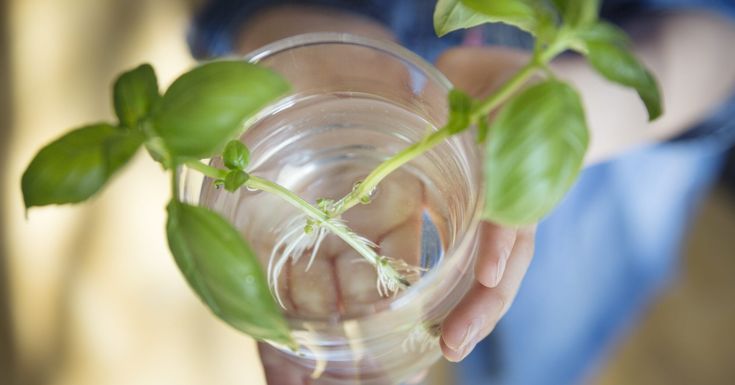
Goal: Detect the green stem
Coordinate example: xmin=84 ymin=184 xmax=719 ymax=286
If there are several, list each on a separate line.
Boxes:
xmin=539 ymin=28 xmax=575 ymax=63
xmin=184 ymin=160 xmax=399 ymax=282
xmin=334 ymin=56 xmax=544 ymax=215
xmin=334 ymin=129 xmax=452 ymax=214
xmin=170 ymin=171 xmax=180 ymax=202
xmin=246 ymin=176 xmax=383 ymax=267
xmin=469 ymin=60 xmax=540 ymax=120
xmin=185 ymin=160 xmax=228 ymax=179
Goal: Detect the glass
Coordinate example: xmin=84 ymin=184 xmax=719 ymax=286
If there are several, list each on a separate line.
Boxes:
xmin=180 ymin=33 xmax=483 ymax=385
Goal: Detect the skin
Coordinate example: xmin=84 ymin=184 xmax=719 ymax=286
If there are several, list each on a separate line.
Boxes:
xmin=231 ymin=4 xmax=735 ymax=383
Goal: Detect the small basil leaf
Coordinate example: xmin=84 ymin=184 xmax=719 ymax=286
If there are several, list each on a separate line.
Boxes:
xmin=22 ymin=124 xmax=143 ymax=208
xmin=552 ymin=0 xmax=599 ymax=26
xmin=113 ymin=64 xmax=159 ymax=129
xmin=434 ymin=0 xmax=537 ymax=37
xmin=166 ymin=201 xmax=293 ymax=345
xmin=585 ymin=41 xmax=662 ymax=120
xmin=484 ymin=80 xmax=589 ymax=225
xmin=446 ymin=89 xmax=473 ymax=134
xmin=224 ymin=170 xmax=249 ymax=192
xmin=223 ymin=140 xmax=250 ymax=170
xmin=153 ymin=61 xmax=289 ymax=159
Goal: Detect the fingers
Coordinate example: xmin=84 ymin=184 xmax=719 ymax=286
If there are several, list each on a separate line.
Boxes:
xmin=405 ymin=369 xmax=428 ymax=384
xmin=271 ymin=166 xmax=426 ymax=319
xmin=440 ymin=225 xmax=536 ymax=362
xmin=259 ymin=342 xmax=397 ymax=385
xmin=343 ymin=171 xmax=422 ymax=241
xmin=440 ymin=282 xmax=500 ymax=362
xmin=474 ymin=222 xmax=517 ymax=288
xmin=288 ymin=256 xmax=339 ymax=317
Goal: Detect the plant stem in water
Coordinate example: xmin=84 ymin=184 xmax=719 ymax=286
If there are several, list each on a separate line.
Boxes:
xmin=183 ymin=160 xmax=408 ymax=292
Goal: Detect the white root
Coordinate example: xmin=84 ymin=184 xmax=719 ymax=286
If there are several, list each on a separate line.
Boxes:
xmin=268 ymin=213 xmax=422 ymax=308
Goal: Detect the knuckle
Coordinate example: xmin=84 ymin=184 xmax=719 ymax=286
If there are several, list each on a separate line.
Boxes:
xmin=496 ymin=294 xmax=512 ymax=319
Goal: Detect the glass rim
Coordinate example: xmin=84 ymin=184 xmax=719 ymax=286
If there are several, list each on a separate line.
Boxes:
xmin=238 ymin=32 xmax=483 ymax=329
xmin=245 ymin=32 xmax=453 ymax=91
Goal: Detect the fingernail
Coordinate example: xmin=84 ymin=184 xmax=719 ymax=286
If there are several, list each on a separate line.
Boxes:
xmin=456 ymin=341 xmax=478 ymax=362
xmin=446 ymin=317 xmax=484 ymax=354
xmin=493 ymin=248 xmax=509 ymax=287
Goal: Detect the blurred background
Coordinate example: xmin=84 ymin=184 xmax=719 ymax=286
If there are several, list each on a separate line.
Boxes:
xmin=1 ymin=1 xmax=733 ymax=385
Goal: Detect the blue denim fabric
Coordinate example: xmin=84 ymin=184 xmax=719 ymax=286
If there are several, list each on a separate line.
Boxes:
xmin=459 ymin=140 xmax=726 ymax=385
xmin=189 ymin=0 xmax=462 ymax=62
xmin=190 ymin=1 xmax=735 ymax=384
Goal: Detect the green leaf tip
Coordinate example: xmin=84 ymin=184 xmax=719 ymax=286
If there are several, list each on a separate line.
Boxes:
xmin=165 ymin=200 xmax=293 ymax=345
xmin=21 ymin=123 xmax=143 ymax=209
xmin=584 ymin=40 xmax=662 ymax=121
xmin=575 ymin=22 xmax=663 ymax=121
xmin=113 ymin=63 xmax=160 ymax=129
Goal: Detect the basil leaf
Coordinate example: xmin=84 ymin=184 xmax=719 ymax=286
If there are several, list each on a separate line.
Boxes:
xmin=223 ymin=140 xmax=250 ymax=170
xmin=166 ymin=201 xmax=292 ymax=345
xmin=224 ymin=170 xmax=249 ymax=192
xmin=484 ymin=80 xmax=588 ymax=225
xmin=446 ymin=89 xmax=473 ymax=134
xmin=153 ymin=61 xmax=289 ymax=159
xmin=113 ymin=64 xmax=159 ymax=129
xmin=577 ymin=21 xmax=629 ymax=45
xmin=22 ymin=124 xmax=143 ymax=208
xmin=533 ymin=4 xmax=560 ymax=45
xmin=552 ymin=0 xmax=599 ymax=26
xmin=585 ymin=41 xmax=662 ymax=120
xmin=105 ymin=128 xmax=145 ymax=172
xmin=434 ymin=0 xmax=537 ymax=37
xmin=574 ymin=22 xmax=661 ymax=120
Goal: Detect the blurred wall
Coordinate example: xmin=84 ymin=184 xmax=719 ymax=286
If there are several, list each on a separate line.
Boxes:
xmin=2 ymin=0 xmax=18 ymax=379
xmin=1 ymin=1 xmax=269 ymax=384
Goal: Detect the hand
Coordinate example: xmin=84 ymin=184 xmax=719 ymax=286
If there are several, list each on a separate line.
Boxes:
xmin=439 ymin=222 xmax=536 ymax=362
xmin=253 ymin=45 xmax=538 ymax=382
xmin=256 ymin=223 xmax=537 ymax=384
xmin=252 ymin=167 xmax=450 ymax=384
xmin=258 ymin=343 xmax=308 ymax=385
xmin=435 ymin=46 xmax=538 ymax=362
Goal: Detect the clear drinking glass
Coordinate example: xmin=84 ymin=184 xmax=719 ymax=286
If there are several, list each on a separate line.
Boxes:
xmin=180 ymin=33 xmax=483 ymax=385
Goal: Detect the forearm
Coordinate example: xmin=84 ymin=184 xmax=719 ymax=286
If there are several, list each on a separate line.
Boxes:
xmin=553 ymin=10 xmax=735 ymax=164
xmin=234 ymin=5 xmax=394 ymax=54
